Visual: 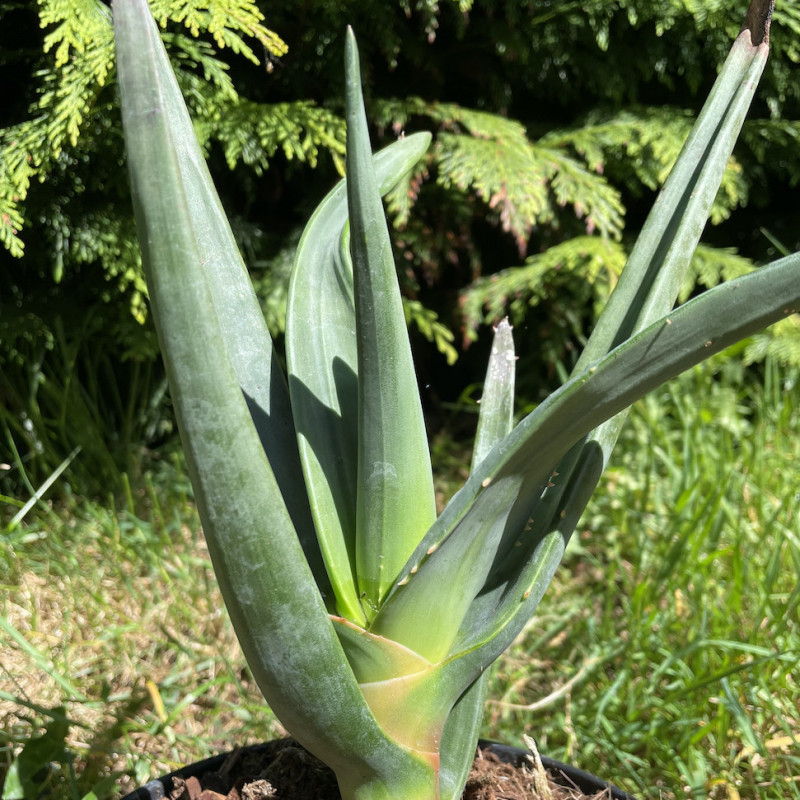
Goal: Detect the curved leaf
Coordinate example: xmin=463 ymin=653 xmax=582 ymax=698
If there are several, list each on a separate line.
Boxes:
xmin=286 ymin=131 xmax=431 ymax=625
xmin=345 ymin=29 xmax=437 ymax=618
xmin=374 ymin=251 xmax=800 ymax=667
xmin=578 ymin=23 xmax=770 ymax=365
xmin=370 ymin=8 xmax=776 ymax=667
xmin=439 ymin=318 xmax=516 ymax=800
xmin=115 ymin=4 xmax=436 ymax=795
xmin=113 ymin=0 xmax=320 ymax=576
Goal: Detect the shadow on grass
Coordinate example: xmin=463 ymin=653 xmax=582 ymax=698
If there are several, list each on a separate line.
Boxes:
xmin=1 ymin=690 xmax=151 ymax=800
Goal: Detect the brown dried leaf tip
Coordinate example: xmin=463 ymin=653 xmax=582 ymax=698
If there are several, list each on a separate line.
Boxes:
xmin=741 ymin=0 xmax=775 ymax=46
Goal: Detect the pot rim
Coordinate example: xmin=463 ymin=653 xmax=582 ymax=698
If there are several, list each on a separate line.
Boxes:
xmin=119 ymin=738 xmax=637 ymax=800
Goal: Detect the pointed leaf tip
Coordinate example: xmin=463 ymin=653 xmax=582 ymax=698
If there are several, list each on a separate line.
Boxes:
xmin=345 ymin=26 xmax=357 ymax=59
xmin=472 ymin=319 xmax=516 ymax=471
xmin=343 ymin=21 xmax=437 ymax=616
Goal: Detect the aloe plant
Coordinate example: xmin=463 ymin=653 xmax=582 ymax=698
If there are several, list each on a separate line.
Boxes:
xmin=113 ymin=0 xmax=796 ymax=797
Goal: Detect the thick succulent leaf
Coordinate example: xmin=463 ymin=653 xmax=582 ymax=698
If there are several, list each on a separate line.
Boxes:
xmin=329 ymin=620 xmax=458 ymax=770
xmin=286 ymin=132 xmax=431 ymax=625
xmin=438 ymin=675 xmax=490 ymax=800
xmin=331 ymin=618 xmax=454 ymax=764
xmin=438 ymin=319 xmax=516 ymax=800
xmin=472 ymin=319 xmax=516 ymax=470
xmin=110 ymin=1 xmax=321 ymax=578
xmin=490 ymin=1 xmax=778 ymax=665
xmin=374 ymin=251 xmax=800 ymax=665
xmin=458 ymin=253 xmax=800 ymax=681
xmin=357 ymin=671 xmax=452 ymax=760
xmin=497 ymin=7 xmax=778 ymax=655
xmin=371 ymin=469 xmax=532 ymax=662
xmin=577 ymin=19 xmax=771 ymax=365
xmin=115 ymin=3 xmax=436 ymax=795
xmin=332 ymin=616 xmax=432 ymax=683
xmin=370 ymin=4 xmax=775 ymax=664
xmin=345 ymin=28 xmax=437 ymax=618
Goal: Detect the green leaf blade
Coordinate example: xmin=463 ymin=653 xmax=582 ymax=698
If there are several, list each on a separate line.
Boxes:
xmin=376 ymin=251 xmax=800 ymax=675
xmin=140 ymin=15 xmax=319 ymax=568
xmin=370 ymin=320 xmax=519 ymax=662
xmin=437 ymin=10 xmax=779 ymax=695
xmin=472 ymin=319 xmax=516 ymax=470
xmin=578 ymin=24 xmax=771 ymax=369
xmin=115 ymin=0 xmax=341 ymax=732
xmin=438 ymin=318 xmax=514 ymax=796
xmin=452 ymin=252 xmax=800 ymax=681
xmin=114 ymin=4 xmax=438 ymax=792
xmin=344 ymin=29 xmax=437 ymax=617
xmin=481 ymin=12 xmax=778 ymax=681
xmin=286 ymin=132 xmax=431 ymax=626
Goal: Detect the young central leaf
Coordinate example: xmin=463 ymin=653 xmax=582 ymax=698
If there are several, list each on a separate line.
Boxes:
xmin=344 ymin=28 xmax=436 ymax=618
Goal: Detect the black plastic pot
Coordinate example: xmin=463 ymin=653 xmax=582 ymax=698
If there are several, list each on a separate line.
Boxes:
xmin=120 ymin=740 xmax=636 ymax=800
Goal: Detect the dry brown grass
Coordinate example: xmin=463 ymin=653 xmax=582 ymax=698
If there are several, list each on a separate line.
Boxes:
xmin=1 ymin=503 xmax=284 ymax=798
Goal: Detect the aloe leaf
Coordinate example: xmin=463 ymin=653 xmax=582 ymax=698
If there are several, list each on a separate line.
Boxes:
xmin=332 ymin=616 xmax=432 ymax=682
xmin=374 ymin=250 xmax=800 ymax=664
xmin=371 ymin=1 xmax=776 ymax=663
xmin=331 ymin=616 xmax=454 ymax=759
xmin=444 ymin=253 xmax=799 ymax=676
xmin=493 ymin=4 xmax=777 ymax=661
xmin=367 ymin=321 xmax=521 ymax=664
xmin=472 ymin=319 xmax=516 ymax=470
xmin=558 ymin=3 xmax=772 ymax=506
xmin=333 ymin=616 xmax=462 ymax=763
xmin=115 ymin=3 xmax=437 ymax=795
xmin=344 ymin=28 xmax=437 ymax=618
xmin=554 ymin=11 xmax=772 ymax=491
xmin=438 ymin=675 xmax=489 ymax=800
xmin=490 ymin=0 xmax=777 ymax=664
xmin=111 ymin=0 xmax=320 ymax=577
xmin=286 ymin=133 xmax=431 ymax=625
xmin=578 ymin=15 xmax=771 ymax=365
xmin=438 ymin=319 xmax=516 ymax=800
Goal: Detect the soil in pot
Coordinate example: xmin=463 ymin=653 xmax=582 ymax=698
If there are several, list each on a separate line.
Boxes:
xmin=146 ymin=739 xmax=635 ymax=800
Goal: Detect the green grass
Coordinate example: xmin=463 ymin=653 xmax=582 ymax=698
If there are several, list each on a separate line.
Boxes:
xmin=0 ymin=315 xmax=171 ymax=507
xmin=0 ymin=462 xmax=283 ymax=799
xmin=485 ymin=356 xmax=800 ymax=798
xmin=1 ymin=358 xmax=799 ymax=799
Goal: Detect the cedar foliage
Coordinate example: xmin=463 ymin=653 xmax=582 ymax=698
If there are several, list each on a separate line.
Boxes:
xmin=2 ymin=0 xmax=799 ymax=496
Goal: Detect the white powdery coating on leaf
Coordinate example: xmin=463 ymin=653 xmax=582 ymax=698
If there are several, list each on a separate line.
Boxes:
xmin=368 ymin=461 xmax=398 ymax=481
